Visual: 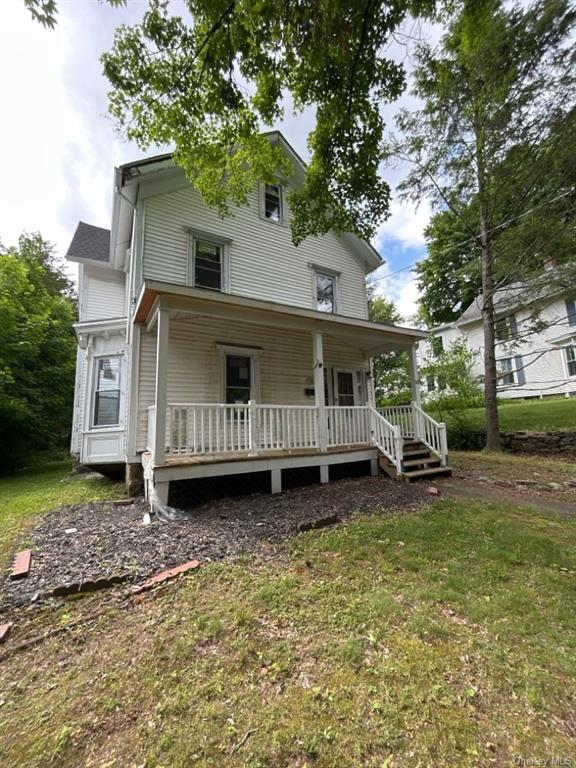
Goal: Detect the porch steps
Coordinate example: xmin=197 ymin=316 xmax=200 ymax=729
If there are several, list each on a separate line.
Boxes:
xmin=378 ymin=440 xmax=452 ymax=483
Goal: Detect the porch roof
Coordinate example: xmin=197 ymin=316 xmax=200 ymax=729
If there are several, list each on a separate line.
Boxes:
xmin=134 ymin=280 xmax=427 ymax=354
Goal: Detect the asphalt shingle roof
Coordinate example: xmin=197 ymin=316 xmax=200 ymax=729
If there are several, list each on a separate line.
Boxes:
xmin=66 ymin=222 xmax=110 ymax=263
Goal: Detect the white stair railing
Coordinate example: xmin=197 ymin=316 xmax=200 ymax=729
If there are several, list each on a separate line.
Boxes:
xmin=377 ymin=404 xmax=415 ymax=438
xmin=411 ymin=401 xmax=448 ymax=466
xmin=369 ymin=407 xmax=403 ymax=475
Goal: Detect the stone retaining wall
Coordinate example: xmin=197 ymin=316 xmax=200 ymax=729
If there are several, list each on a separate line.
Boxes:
xmin=500 ymin=430 xmax=576 ymax=456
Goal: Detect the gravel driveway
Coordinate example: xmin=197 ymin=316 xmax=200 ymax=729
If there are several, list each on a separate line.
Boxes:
xmin=2 ymin=475 xmax=428 ymax=609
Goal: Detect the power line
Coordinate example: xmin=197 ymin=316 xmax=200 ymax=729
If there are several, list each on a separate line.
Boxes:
xmin=373 ymin=187 xmax=576 ymax=281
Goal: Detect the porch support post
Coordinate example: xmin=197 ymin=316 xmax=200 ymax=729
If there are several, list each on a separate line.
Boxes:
xmin=153 ymin=307 xmax=169 ymax=466
xmin=313 ymin=331 xmax=328 ymax=451
xmin=408 ymin=344 xmax=422 ymax=408
xmin=367 ymin=357 xmax=376 ymax=408
xmin=271 ymin=468 xmax=282 ymax=494
xmin=408 ymin=344 xmax=422 ymax=440
xmin=320 ymin=464 xmax=329 ymax=484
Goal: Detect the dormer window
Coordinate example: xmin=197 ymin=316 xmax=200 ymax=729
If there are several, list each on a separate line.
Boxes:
xmin=264 ymin=184 xmax=282 ymax=222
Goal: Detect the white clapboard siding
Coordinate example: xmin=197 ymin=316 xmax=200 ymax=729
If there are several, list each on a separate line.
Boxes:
xmin=142 ymin=184 xmax=370 ymax=319
xmin=82 ymin=265 xmax=127 ymax=322
xmin=421 ymin=295 xmax=576 ymax=399
xmin=135 ymin=315 xmax=367 ymax=451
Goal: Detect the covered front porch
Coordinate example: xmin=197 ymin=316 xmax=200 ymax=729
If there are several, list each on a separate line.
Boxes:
xmin=132 ymin=281 xmax=446 ymax=507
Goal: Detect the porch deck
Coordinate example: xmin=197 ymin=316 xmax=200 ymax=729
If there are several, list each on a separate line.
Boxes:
xmin=144 ymin=443 xmax=369 ymax=469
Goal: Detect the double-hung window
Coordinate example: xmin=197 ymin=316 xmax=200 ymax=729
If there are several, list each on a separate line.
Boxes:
xmin=264 ymin=184 xmax=283 ymax=223
xmin=189 ymin=232 xmax=230 ymax=292
xmin=566 ymin=298 xmax=576 ymax=327
xmin=565 ymin=346 xmax=576 ymax=377
xmin=93 ymin=357 xmax=121 ymax=427
xmin=316 ymin=272 xmax=336 ymax=313
xmin=194 ymin=240 xmax=222 ymax=291
xmin=497 ymin=357 xmax=515 ymax=386
xmin=495 ymin=314 xmax=519 ymax=342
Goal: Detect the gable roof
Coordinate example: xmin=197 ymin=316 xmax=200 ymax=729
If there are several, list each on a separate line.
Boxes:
xmin=115 ymin=131 xmax=383 ymax=273
xmin=66 ymin=222 xmax=111 ymax=264
xmin=456 ymin=268 xmax=572 ymax=327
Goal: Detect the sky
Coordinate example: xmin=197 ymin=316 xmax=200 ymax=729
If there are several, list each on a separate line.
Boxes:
xmin=0 ymin=0 xmax=439 ymax=321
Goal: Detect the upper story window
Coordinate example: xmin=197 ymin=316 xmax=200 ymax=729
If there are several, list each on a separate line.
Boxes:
xmin=565 ymin=346 xmax=576 ymax=377
xmin=264 ymin=184 xmax=282 ymax=223
xmin=93 ymin=357 xmax=121 ymax=427
xmin=430 ymin=336 xmax=444 ymax=357
xmin=316 ymin=272 xmax=336 ymax=313
xmin=495 ymin=313 xmax=519 ymax=342
xmin=188 ymin=231 xmax=230 ymax=293
xmin=566 ymin=298 xmax=576 ymax=327
xmin=194 ymin=240 xmax=222 ymax=290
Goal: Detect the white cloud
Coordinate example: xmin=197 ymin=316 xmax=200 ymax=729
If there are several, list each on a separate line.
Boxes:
xmin=371 ymin=264 xmax=420 ymax=323
xmin=374 ymin=198 xmax=433 ymax=252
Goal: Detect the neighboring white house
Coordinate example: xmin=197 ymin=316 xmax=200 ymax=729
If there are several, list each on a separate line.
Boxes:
xmin=67 ymin=132 xmax=450 ymax=510
xmin=418 ymin=272 xmax=576 ymax=399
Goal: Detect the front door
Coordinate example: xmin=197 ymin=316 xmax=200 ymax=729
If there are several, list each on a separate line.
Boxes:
xmin=335 ymin=370 xmax=356 ymax=406
xmin=225 ymin=354 xmax=252 ymax=404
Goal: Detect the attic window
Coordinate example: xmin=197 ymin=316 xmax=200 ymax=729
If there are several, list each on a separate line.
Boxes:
xmin=264 ymin=184 xmax=282 ymax=223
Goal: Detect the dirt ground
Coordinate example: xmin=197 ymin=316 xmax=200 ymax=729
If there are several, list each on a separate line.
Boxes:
xmin=1 ymin=474 xmax=428 ymax=612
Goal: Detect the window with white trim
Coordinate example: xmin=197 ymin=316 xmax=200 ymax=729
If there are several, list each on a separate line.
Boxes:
xmin=495 ymin=313 xmax=519 ymax=341
xmin=93 ymin=357 xmax=121 ymax=427
xmin=192 ymin=239 xmax=223 ymax=291
xmin=264 ymin=184 xmax=282 ymax=222
xmin=497 ymin=357 xmax=515 ymax=386
xmin=316 ymin=272 xmax=336 ymax=313
xmin=565 ymin=345 xmax=576 ymax=377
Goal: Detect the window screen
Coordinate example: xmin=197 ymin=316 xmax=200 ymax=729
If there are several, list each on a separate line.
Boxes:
xmin=316 ymin=273 xmax=336 ymax=313
xmin=264 ymin=184 xmax=282 ymax=222
xmin=93 ymin=357 xmax=121 ymax=426
xmin=194 ymin=240 xmax=222 ymax=290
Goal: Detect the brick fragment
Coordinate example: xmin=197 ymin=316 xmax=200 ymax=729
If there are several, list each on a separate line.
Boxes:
xmin=131 ymin=560 xmax=201 ymax=595
xmin=0 ymin=623 xmax=12 ymax=643
xmin=427 ymin=486 xmax=440 ymax=495
xmin=10 ymin=549 xmax=32 ymax=580
xmin=113 ymin=498 xmax=137 ymax=507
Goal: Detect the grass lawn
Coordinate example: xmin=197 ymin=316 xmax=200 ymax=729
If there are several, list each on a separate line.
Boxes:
xmin=436 ymin=396 xmax=576 ymax=432
xmin=0 ymin=462 xmax=124 ymax=565
xmin=451 ymin=449 xmax=576 ymax=481
xmin=1 ymin=495 xmax=576 ymax=767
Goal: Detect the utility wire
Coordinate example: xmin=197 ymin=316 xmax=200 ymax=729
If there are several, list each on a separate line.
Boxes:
xmin=374 ymin=187 xmax=576 ymax=280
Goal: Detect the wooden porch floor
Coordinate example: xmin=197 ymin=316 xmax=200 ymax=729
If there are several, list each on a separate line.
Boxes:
xmin=143 ymin=444 xmax=369 ymax=469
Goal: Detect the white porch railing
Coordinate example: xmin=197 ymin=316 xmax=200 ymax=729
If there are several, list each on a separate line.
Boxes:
xmin=146 ymin=400 xmax=447 ymax=471
xmin=166 ymin=403 xmax=319 ymax=456
xmin=326 ymin=406 xmax=371 ymax=447
xmin=378 ymin=405 xmax=415 ymax=438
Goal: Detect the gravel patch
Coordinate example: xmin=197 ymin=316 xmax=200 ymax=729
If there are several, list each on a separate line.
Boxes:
xmin=2 ymin=476 xmax=428 ymax=609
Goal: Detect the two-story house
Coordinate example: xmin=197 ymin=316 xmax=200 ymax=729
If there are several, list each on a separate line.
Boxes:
xmin=67 ymin=132 xmax=450 ymax=511
xmin=419 ymin=269 xmax=576 ymax=400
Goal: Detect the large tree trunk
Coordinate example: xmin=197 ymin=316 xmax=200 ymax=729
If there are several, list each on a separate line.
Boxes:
xmin=480 ymin=226 xmax=501 ymax=452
